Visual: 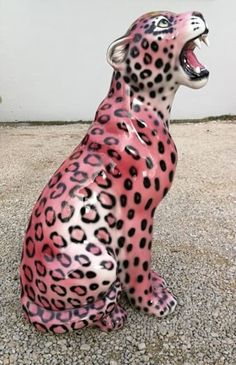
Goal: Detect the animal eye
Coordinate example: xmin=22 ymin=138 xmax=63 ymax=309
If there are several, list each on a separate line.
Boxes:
xmin=157 ymin=18 xmax=170 ymax=28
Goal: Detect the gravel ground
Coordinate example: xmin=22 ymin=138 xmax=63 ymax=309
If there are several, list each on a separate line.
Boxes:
xmin=0 ymin=120 xmax=235 ymax=365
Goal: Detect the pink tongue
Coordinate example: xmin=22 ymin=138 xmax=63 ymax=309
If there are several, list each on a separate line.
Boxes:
xmin=185 ymin=50 xmax=204 ymax=68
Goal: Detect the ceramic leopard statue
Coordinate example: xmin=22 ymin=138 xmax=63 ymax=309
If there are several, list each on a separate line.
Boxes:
xmin=20 ymin=10 xmax=209 ymax=333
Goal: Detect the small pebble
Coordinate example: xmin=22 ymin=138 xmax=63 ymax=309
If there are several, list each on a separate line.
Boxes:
xmin=159 ymin=327 xmax=167 ymax=336
xmin=138 ymin=343 xmax=146 ymax=351
xmin=80 ymin=344 xmax=91 ymax=351
xmin=126 ymin=336 xmax=133 ymax=342
xmin=212 ymin=309 xmax=220 ymax=318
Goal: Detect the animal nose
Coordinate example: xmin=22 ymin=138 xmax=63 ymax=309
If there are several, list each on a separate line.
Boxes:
xmin=192 ymin=11 xmax=205 ymax=21
xmin=192 ymin=11 xmax=208 ymax=33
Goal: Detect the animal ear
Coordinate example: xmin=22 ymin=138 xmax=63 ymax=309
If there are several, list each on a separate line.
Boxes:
xmin=107 ymin=36 xmax=130 ymax=69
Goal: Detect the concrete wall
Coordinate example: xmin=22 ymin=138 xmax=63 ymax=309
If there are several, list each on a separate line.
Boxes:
xmin=0 ymin=0 xmax=235 ymax=122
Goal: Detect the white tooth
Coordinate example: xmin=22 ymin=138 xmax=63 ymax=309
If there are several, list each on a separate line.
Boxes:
xmin=194 ymin=38 xmax=202 ymax=49
xmin=195 ymin=66 xmax=201 ymax=74
xmin=203 ymin=37 xmax=210 ymax=47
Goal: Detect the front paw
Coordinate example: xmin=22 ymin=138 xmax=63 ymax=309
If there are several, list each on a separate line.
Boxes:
xmin=133 ymin=285 xmax=177 ymax=318
xmin=149 ymin=286 xmax=177 ymax=317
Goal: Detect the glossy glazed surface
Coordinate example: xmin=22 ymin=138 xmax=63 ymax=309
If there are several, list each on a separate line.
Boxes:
xmin=20 ymin=10 xmax=209 ymax=333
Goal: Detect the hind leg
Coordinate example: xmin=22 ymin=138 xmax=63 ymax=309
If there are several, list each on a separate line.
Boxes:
xmin=20 ymin=230 xmax=127 ymax=333
xmin=21 ymin=277 xmax=126 ymax=333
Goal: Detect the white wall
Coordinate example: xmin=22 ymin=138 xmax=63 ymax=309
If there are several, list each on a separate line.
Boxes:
xmin=0 ymin=0 xmax=235 ymax=122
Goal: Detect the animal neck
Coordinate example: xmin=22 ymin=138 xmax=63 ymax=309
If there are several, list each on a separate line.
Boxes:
xmin=106 ymin=71 xmax=179 ymax=129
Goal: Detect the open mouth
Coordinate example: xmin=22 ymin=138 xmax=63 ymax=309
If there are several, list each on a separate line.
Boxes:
xmin=180 ymin=29 xmax=209 ymax=80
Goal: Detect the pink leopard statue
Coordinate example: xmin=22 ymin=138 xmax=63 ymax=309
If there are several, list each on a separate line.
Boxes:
xmin=20 ymin=11 xmax=209 ymax=333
